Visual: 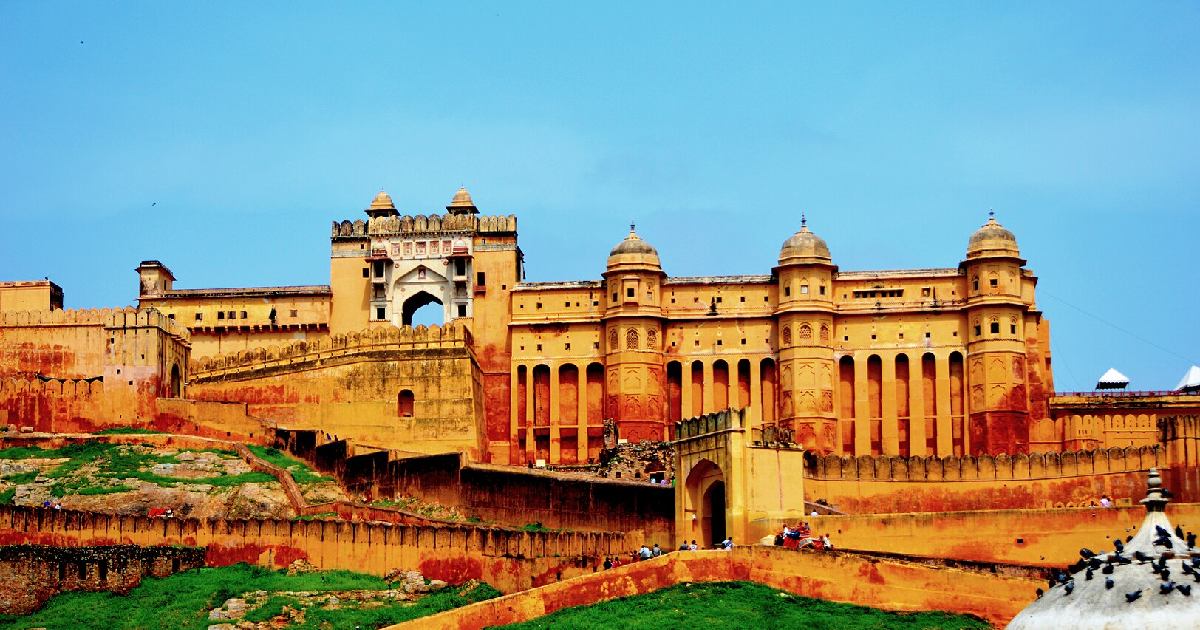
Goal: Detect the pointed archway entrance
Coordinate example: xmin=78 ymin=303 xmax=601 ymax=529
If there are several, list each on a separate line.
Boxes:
xmin=684 ymin=460 xmax=727 ymax=547
xmin=401 ymin=291 xmax=444 ymax=326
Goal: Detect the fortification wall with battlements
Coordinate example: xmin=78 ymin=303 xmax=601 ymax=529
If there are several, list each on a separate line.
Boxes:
xmin=804 ymin=446 xmax=1162 ymax=513
xmin=0 ymin=505 xmax=624 ymax=593
xmin=188 ymin=323 xmax=486 ymax=460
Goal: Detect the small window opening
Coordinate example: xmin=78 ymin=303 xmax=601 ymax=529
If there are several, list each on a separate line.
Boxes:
xmin=376 ymin=307 xmax=386 ymax=320
xmin=800 ymin=285 xmax=809 ymax=295
xmin=819 ymin=285 xmax=826 ymax=295
xmin=974 ymin=325 xmax=982 ymax=336
xmin=476 ymin=271 xmax=486 ymax=286
xmin=990 ymin=322 xmax=1000 ymax=334
xmin=990 ymin=278 xmax=999 ymax=288
xmin=1011 ymin=324 xmax=1017 ymax=334
xmin=398 ymin=390 xmax=415 ymax=417
xmin=457 ymin=304 xmax=467 ymax=317
xmin=217 ymin=312 xmax=225 ymax=320
xmin=626 ymin=287 xmax=635 ymax=298
xmin=362 ymin=267 xmax=369 ymax=278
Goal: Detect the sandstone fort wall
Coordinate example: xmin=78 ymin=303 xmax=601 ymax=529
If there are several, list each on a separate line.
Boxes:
xmin=336 ymin=451 xmax=673 ymax=543
xmin=804 ymin=446 xmax=1161 ymax=513
xmin=0 ymin=505 xmax=625 ymax=593
xmin=190 ymin=323 xmax=485 ymax=460
xmin=820 ymin=503 xmax=1200 ymax=568
xmin=394 ymin=546 xmax=1040 ymax=630
xmin=0 ymin=544 xmax=204 ymax=615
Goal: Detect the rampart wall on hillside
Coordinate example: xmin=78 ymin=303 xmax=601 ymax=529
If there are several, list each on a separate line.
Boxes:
xmin=804 ymin=446 xmax=1161 ymax=513
xmin=331 ymin=450 xmax=673 ymax=543
xmin=190 ymin=324 xmax=486 ymax=460
xmin=0 ymin=505 xmax=625 ymax=593
xmin=0 ymin=544 xmax=204 ymax=615
xmin=394 ymin=546 xmax=1041 ymax=630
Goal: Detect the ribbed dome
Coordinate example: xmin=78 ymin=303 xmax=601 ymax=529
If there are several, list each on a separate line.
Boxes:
xmin=779 ymin=218 xmax=832 ymax=264
xmin=1008 ymin=469 xmax=1200 ymax=629
xmin=446 ymin=186 xmax=479 ymax=214
xmin=966 ymin=213 xmax=1020 ymax=259
xmin=369 ymin=190 xmax=395 ymax=211
xmin=606 ymin=225 xmax=661 ymax=270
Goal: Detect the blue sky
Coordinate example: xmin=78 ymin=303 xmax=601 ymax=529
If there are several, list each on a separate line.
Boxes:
xmin=1 ymin=2 xmax=1197 ymax=390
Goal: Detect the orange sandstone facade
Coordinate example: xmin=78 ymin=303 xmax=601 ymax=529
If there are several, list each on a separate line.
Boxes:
xmin=127 ymin=190 xmax=1059 ymax=463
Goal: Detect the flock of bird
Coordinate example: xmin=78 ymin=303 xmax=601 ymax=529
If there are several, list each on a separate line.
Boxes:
xmin=1035 ymin=524 xmax=1198 ymax=604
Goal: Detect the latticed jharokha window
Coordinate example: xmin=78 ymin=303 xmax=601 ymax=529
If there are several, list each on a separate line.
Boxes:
xmin=782 ymin=326 xmax=792 ymax=345
xmin=609 ymin=328 xmax=618 ymax=348
xmin=820 ymin=324 xmax=830 ymax=342
xmin=646 ymin=328 xmax=657 ymax=349
xmin=626 ymin=328 xmax=639 ymax=350
xmin=799 ymin=324 xmax=813 ymax=341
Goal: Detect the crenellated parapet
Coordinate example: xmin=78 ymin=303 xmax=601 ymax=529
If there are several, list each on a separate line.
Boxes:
xmin=330 ymin=213 xmax=517 ymax=238
xmin=0 ymin=375 xmax=104 ymax=399
xmin=807 ymin=445 xmax=1162 ymax=482
xmin=0 ymin=307 xmax=189 ymax=341
xmin=189 ymin=321 xmax=474 ymax=379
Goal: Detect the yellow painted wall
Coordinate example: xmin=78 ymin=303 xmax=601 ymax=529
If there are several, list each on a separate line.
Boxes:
xmin=0 ymin=282 xmax=61 ymax=313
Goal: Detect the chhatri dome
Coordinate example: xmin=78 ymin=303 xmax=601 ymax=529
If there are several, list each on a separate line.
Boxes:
xmin=606 ymin=224 xmax=661 ymax=271
xmin=1007 ymin=468 xmax=1200 ymax=629
xmin=365 ymin=190 xmax=399 ymax=218
xmin=778 ymin=215 xmax=832 ymax=265
xmin=446 ymin=186 xmax=479 ymax=215
xmin=966 ymin=211 xmax=1020 ymax=259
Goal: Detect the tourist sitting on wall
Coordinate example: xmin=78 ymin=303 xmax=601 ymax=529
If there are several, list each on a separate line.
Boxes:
xmin=612 ymin=556 xmax=622 ymax=569
xmin=774 ymin=532 xmax=785 ymax=547
xmin=652 ymin=543 xmax=662 ymax=557
xmin=821 ymin=533 xmax=833 ymax=550
xmin=722 ymin=537 xmax=734 ymax=550
xmin=604 ymin=557 xmax=612 ymax=570
xmin=639 ymin=545 xmax=652 ymax=560
xmin=680 ymin=541 xmax=690 ymax=551
xmin=1100 ymin=495 xmax=1113 ymax=508
xmin=689 ymin=539 xmax=698 ymax=551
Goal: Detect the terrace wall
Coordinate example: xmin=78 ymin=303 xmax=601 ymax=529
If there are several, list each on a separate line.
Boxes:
xmin=393 ymin=546 xmax=1042 ymax=629
xmin=0 ymin=505 xmax=625 ymax=593
xmin=0 ymin=544 xmax=204 ymax=614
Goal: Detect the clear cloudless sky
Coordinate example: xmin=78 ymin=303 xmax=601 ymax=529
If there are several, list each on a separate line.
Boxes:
xmin=1 ymin=2 xmax=1197 ymax=391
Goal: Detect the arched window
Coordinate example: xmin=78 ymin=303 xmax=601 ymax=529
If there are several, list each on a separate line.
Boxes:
xmin=819 ymin=324 xmax=830 ymax=343
xmin=397 ymin=390 xmax=415 ymax=417
xmin=646 ymin=328 xmax=658 ymax=349
xmin=782 ymin=326 xmax=792 ymax=345
xmin=799 ymin=323 xmax=813 ymax=342
xmin=626 ymin=328 xmax=639 ymax=350
xmin=609 ymin=328 xmax=618 ymax=349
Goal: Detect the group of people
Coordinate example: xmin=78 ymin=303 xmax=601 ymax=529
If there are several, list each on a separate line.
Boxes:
xmin=775 ymin=521 xmax=833 ymax=551
xmin=40 ymin=500 xmax=62 ymax=510
xmin=602 ymin=543 xmax=665 ymax=569
xmin=603 ymin=537 xmax=738 ymax=569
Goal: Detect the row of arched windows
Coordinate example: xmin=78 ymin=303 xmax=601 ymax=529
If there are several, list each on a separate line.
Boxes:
xmin=782 ymin=323 xmax=830 ymax=346
xmin=608 ymin=327 xmax=660 ymax=350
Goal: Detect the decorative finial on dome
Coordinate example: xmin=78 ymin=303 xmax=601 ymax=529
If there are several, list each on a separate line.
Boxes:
xmin=1140 ymin=467 xmax=1171 ymax=513
xmin=630 ymin=222 xmax=636 ymax=233
xmin=801 ymin=213 xmax=807 ymax=229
